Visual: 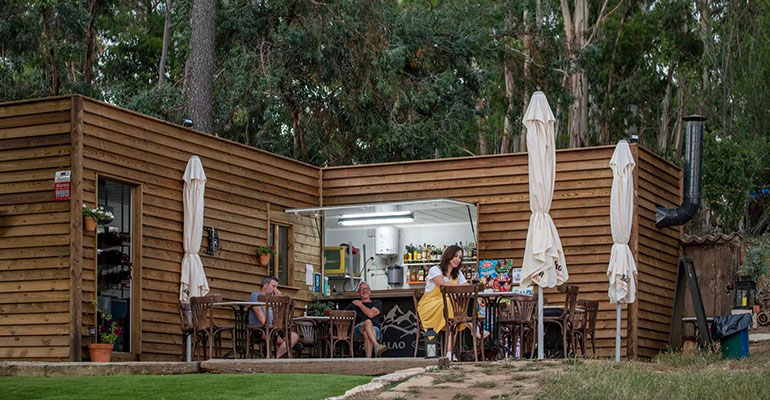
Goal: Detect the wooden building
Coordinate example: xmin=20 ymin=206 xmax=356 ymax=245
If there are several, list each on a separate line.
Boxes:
xmin=1 ymin=95 xmax=680 ymax=361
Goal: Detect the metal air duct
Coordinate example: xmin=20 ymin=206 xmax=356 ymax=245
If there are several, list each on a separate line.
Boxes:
xmin=655 ymin=115 xmax=706 ymax=228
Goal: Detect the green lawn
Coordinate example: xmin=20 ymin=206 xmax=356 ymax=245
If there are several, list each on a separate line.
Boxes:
xmin=535 ymin=342 xmax=770 ymax=400
xmin=0 ymin=373 xmax=372 ymax=400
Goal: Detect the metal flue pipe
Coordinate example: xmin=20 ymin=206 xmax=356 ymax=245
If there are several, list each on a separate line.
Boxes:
xmin=656 ymin=115 xmax=706 ymax=228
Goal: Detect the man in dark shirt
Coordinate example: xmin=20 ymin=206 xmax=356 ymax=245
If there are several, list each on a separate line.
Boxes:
xmin=345 ymin=282 xmax=386 ymax=357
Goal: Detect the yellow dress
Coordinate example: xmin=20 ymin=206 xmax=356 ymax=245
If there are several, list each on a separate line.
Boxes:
xmin=417 ymin=277 xmax=460 ymax=333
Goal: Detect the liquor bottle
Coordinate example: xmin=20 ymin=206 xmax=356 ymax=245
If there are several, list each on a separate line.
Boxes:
xmin=417 ymin=266 xmax=425 ymax=282
xmin=304 ymin=305 xmax=308 ymax=317
xmin=422 ymin=244 xmax=427 ymax=261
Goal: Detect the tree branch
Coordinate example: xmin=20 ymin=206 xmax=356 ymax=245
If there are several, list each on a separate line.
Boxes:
xmin=584 ymin=0 xmax=624 ymax=49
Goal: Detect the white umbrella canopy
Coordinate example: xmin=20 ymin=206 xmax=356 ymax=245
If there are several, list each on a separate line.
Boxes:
xmin=608 ymin=140 xmax=637 ymax=362
xmin=520 ymin=91 xmax=567 ymax=360
xmin=180 ymin=156 xmax=209 ymax=303
xmin=608 ymin=140 xmax=637 ymax=304
xmin=521 ymin=91 xmax=568 ymax=289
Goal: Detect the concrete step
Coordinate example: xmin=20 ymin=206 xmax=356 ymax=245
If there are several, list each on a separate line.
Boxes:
xmin=200 ymin=357 xmax=447 ymax=376
xmin=0 ymin=361 xmax=200 ymax=377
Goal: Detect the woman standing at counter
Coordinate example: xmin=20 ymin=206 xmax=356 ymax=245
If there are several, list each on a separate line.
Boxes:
xmin=416 ymin=244 xmax=469 ymax=360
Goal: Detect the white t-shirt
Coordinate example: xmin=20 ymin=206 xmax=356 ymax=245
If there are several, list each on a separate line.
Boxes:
xmin=424 ymin=265 xmax=467 ymax=293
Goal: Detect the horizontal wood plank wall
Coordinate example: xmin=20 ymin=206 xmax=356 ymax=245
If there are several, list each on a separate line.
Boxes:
xmin=0 ymin=97 xmax=73 ymax=360
xmin=323 ymin=145 xmax=633 ymax=357
xmin=79 ymin=98 xmax=321 ymax=361
xmin=635 ymin=147 xmax=682 ymax=359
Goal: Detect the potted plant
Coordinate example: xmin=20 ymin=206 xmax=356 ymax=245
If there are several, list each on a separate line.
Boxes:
xmin=82 ymin=205 xmax=114 ymax=232
xmin=88 ymin=312 xmax=122 ymax=362
xmin=256 ymin=245 xmax=275 ymax=266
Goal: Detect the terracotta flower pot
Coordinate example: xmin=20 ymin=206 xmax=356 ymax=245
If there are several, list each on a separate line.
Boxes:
xmin=88 ymin=343 xmax=113 ymax=362
xmin=259 ymin=253 xmax=271 ymax=266
xmin=84 ymin=216 xmax=97 ymax=232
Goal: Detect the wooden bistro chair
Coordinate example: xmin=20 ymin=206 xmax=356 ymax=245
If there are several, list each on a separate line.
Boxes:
xmin=247 ymin=295 xmax=295 ymax=359
xmin=412 ymin=289 xmax=426 ymax=357
xmin=327 ymin=310 xmax=356 ymax=358
xmin=574 ymin=299 xmax=599 ymax=357
xmin=178 ymin=301 xmax=195 ymax=360
xmin=190 ymin=295 xmax=236 ymax=360
xmin=295 ymin=320 xmax=318 ymax=358
xmin=499 ymin=294 xmax=538 ymax=359
xmin=440 ymin=283 xmax=485 ymax=362
xmin=542 ymin=285 xmax=580 ymax=358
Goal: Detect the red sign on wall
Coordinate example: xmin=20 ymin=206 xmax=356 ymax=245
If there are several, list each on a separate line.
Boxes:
xmin=54 ymin=170 xmax=71 ymax=201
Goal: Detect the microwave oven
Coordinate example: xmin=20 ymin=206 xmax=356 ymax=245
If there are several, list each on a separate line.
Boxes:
xmin=324 ymin=245 xmax=361 ymax=276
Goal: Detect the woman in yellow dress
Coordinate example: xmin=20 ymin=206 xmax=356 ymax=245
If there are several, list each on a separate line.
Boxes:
xmin=417 ymin=244 xmax=468 ymax=360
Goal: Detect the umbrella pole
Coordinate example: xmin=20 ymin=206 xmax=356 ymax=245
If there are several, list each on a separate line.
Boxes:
xmin=538 ymin=286 xmax=544 ymax=360
xmin=615 ymin=302 xmax=621 ymax=362
xmin=186 ymin=336 xmax=192 ymax=362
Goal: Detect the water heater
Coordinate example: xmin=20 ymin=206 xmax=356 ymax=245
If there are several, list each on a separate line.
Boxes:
xmin=375 ymin=226 xmax=398 ymax=255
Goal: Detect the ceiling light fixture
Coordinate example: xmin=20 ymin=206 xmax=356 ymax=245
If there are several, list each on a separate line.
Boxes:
xmin=338 ymin=212 xmax=415 ymax=226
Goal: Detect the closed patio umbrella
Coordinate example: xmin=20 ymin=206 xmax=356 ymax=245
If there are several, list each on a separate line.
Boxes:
xmin=608 ymin=140 xmax=637 ymax=361
xmin=180 ymin=156 xmax=209 ymax=303
xmin=520 ymin=91 xmax=568 ymax=359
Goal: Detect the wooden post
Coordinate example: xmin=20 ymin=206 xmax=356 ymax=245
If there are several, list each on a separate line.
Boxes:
xmin=69 ymin=96 xmax=84 ymax=361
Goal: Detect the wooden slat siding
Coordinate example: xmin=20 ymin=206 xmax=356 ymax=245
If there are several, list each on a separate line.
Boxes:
xmin=322 ymin=145 xmax=632 ymax=357
xmin=76 ymin=98 xmax=321 ymax=360
xmin=635 ymin=147 xmax=682 ymax=358
xmin=0 ymin=97 xmax=73 ymax=361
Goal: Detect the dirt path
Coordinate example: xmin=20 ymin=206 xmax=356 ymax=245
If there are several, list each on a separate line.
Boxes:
xmin=348 ymin=360 xmax=562 ymax=400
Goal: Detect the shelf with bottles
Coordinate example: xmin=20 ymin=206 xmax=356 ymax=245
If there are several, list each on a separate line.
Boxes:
xmin=403 ymin=259 xmax=478 ymax=267
xmin=402 ymin=241 xmax=477 ymax=264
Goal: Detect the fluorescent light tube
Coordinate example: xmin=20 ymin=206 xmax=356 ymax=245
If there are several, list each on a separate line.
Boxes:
xmin=338 ymin=214 xmax=415 ymax=226
xmin=339 ymin=211 xmax=413 ymax=219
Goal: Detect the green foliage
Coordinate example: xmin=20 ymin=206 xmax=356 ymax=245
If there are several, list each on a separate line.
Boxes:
xmin=307 ymin=295 xmax=333 ymax=316
xmin=2 ymin=0 xmax=770 ymax=235
xmin=256 ymin=245 xmax=275 ymax=256
xmin=738 ymin=235 xmax=770 ymax=289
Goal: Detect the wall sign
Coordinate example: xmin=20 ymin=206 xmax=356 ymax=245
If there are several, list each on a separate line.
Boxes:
xmin=54 ymin=170 xmax=71 ymax=201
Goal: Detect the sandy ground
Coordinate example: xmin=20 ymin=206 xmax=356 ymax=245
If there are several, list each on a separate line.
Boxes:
xmin=347 ymin=359 xmax=563 ymax=400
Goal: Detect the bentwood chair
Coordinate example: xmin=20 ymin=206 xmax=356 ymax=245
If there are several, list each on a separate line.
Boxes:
xmin=412 ymin=289 xmax=425 ymax=357
xmin=327 ymin=310 xmax=356 ymax=358
xmin=179 ymin=301 xmax=194 ymax=360
xmin=190 ymin=295 xmax=237 ymax=360
xmin=499 ymin=294 xmax=538 ymax=358
xmin=295 ymin=320 xmax=318 ymax=358
xmin=574 ymin=299 xmax=599 ymax=357
xmin=247 ymin=295 xmax=294 ymax=359
xmin=542 ymin=285 xmax=580 ymax=357
xmin=440 ymin=283 xmax=485 ymax=362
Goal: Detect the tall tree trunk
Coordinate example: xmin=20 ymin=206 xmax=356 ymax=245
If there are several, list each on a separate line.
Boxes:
xmin=599 ymin=12 xmax=625 ymax=144
xmin=658 ymin=69 xmax=674 ymax=153
xmin=84 ymin=0 xmax=99 ymax=88
xmin=476 ymin=97 xmax=487 ymax=155
xmin=562 ymin=0 xmax=589 ymax=148
xmin=158 ymin=0 xmax=173 ymax=86
xmin=673 ymin=75 xmax=686 ymax=157
xmin=697 ymin=0 xmax=711 ymax=114
xmin=502 ymin=59 xmax=514 ymax=153
xmin=517 ymin=8 xmax=531 ymax=154
xmin=41 ymin=5 xmax=59 ymax=96
xmin=186 ymin=0 xmax=216 ymax=133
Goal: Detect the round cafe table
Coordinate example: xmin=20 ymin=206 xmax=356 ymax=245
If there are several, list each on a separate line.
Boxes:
xmin=213 ymin=301 xmax=264 ymax=359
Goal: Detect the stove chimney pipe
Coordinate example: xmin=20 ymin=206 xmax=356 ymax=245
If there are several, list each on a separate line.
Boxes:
xmin=655 ymin=115 xmax=706 ymax=228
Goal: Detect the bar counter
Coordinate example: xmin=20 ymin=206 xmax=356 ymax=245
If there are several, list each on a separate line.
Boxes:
xmin=322 ymin=289 xmax=419 ymax=357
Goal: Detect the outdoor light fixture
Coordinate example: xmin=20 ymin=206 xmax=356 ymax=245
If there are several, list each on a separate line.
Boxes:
xmin=183 ymin=118 xmax=194 ymax=127
xmin=424 ymin=328 xmax=439 ymax=359
xmin=338 ymin=211 xmax=415 ymax=226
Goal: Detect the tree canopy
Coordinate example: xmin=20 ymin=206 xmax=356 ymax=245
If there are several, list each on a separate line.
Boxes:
xmin=1 ymin=0 xmax=768 ymax=235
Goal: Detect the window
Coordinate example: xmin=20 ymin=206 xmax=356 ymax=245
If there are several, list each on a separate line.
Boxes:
xmin=97 ymin=179 xmax=133 ymax=353
xmin=268 ymin=222 xmax=291 ymax=286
